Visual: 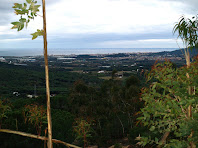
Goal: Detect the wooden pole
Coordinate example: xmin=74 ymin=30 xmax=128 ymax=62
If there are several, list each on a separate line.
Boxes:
xmin=41 ymin=0 xmax=53 ymax=147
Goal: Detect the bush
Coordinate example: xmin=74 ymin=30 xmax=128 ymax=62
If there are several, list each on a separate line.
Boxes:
xmin=137 ymin=60 xmax=198 ymax=147
xmin=51 ymin=109 xmax=75 ymax=147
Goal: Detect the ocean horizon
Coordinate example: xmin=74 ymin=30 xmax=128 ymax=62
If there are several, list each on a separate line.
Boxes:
xmin=0 ymin=48 xmax=178 ymax=56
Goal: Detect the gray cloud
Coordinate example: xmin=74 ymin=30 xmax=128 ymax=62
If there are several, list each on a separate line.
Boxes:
xmin=0 ymin=14 xmax=12 ymax=25
xmin=0 ymin=0 xmax=194 ymax=49
xmin=45 ymin=0 xmax=63 ymax=5
xmin=167 ymin=0 xmax=198 ymax=5
xmin=160 ymin=0 xmax=198 ymax=12
xmin=0 ymin=0 xmax=62 ymax=26
xmin=0 ymin=0 xmax=14 ymax=10
xmin=0 ymin=0 xmax=62 ymax=11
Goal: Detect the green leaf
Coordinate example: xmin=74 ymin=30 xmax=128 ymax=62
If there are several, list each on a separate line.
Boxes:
xmin=32 ymin=5 xmax=41 ymax=13
xmin=137 ymin=117 xmax=144 ymax=120
xmin=155 ymin=137 xmax=159 ymax=143
xmin=11 ymin=18 xmax=26 ymax=31
xmin=149 ymin=126 xmax=155 ymax=131
xmin=25 ymin=19 xmax=30 ymax=28
xmin=31 ymin=29 xmax=44 ymax=40
xmin=26 ymin=0 xmax=31 ymax=4
xmin=13 ymin=3 xmax=22 ymax=9
xmin=12 ymin=3 xmax=19 ymax=8
xmin=188 ymin=99 xmax=195 ymax=105
xmin=11 ymin=22 xmax=19 ymax=29
xmin=22 ymin=3 xmax=28 ymax=11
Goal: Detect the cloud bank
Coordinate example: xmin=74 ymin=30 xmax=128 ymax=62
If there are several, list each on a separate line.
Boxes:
xmin=0 ymin=0 xmax=197 ymax=49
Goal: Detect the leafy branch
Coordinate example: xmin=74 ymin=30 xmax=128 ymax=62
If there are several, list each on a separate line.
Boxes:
xmin=173 ymin=15 xmax=198 ymax=48
xmin=137 ymin=60 xmax=198 ymax=147
xmin=11 ymin=0 xmax=43 ymax=40
xmin=31 ymin=29 xmax=44 ymax=39
xmin=11 ymin=0 xmax=54 ymax=147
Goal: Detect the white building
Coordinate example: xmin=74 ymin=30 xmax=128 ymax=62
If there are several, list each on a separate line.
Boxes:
xmin=0 ymin=57 xmax=6 ymax=62
xmin=98 ymin=70 xmax=105 ymax=73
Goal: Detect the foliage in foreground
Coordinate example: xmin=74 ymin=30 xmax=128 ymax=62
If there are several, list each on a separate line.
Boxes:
xmin=0 ymin=74 xmax=142 ymax=147
xmin=138 ymin=59 xmax=198 ymax=147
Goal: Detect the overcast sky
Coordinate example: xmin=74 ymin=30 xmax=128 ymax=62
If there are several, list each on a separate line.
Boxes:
xmin=0 ymin=0 xmax=197 ymax=50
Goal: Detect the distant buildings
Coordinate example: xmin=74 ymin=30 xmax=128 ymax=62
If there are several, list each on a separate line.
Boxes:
xmin=13 ymin=92 xmax=20 ymax=96
xmin=98 ymin=70 xmax=105 ymax=73
xmin=0 ymin=57 xmax=6 ymax=62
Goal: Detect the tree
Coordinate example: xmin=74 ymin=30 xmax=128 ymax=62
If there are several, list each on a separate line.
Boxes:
xmin=111 ymin=69 xmax=118 ymax=79
xmin=173 ymin=15 xmax=198 ymax=67
xmin=137 ymin=60 xmax=198 ymax=147
xmin=137 ymin=15 xmax=198 ymax=147
xmin=119 ymin=75 xmax=142 ymax=130
xmin=0 ymin=0 xmax=52 ymax=147
xmin=0 ymin=100 xmax=11 ymax=129
xmin=73 ymin=118 xmax=93 ymax=148
xmin=173 ymin=15 xmax=198 ymax=147
xmin=69 ymin=80 xmax=90 ymax=117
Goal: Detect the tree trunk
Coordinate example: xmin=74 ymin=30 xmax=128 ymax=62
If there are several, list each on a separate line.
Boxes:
xmin=185 ymin=48 xmax=191 ymax=68
xmin=127 ymin=112 xmax=133 ymax=129
xmin=42 ymin=0 xmax=53 ymax=148
xmin=185 ymin=48 xmax=192 ymax=118
xmin=98 ymin=119 xmax=102 ymax=136
xmin=116 ymin=115 xmax=125 ymax=136
xmin=185 ymin=48 xmax=196 ymax=148
xmin=157 ymin=132 xmax=170 ymax=148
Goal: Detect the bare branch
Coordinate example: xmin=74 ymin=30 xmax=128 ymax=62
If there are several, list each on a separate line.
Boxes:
xmin=0 ymin=129 xmax=81 ymax=148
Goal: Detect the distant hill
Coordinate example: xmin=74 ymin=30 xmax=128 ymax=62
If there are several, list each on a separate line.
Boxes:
xmin=105 ymin=53 xmax=128 ymax=57
xmin=152 ymin=48 xmax=198 ymax=57
xmin=169 ymin=48 xmax=198 ymax=57
xmin=76 ymin=54 xmax=97 ymax=59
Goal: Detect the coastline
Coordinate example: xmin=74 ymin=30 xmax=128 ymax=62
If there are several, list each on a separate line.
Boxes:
xmin=0 ymin=48 xmax=177 ymax=57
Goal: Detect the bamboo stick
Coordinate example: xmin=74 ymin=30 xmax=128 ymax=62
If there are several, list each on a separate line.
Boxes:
xmin=41 ymin=0 xmax=53 ymax=147
xmin=0 ymin=129 xmax=81 ymax=148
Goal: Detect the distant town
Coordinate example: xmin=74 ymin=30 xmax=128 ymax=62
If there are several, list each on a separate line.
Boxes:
xmin=0 ymin=50 xmax=188 ymax=80
xmin=0 ymin=50 xmax=186 ymax=69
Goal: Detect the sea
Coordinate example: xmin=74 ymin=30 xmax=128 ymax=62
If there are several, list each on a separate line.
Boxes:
xmin=0 ymin=48 xmax=177 ymax=56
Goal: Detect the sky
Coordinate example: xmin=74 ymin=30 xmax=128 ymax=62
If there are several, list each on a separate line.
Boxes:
xmin=0 ymin=0 xmax=198 ymax=50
